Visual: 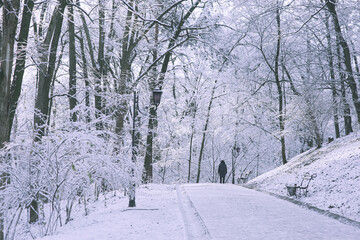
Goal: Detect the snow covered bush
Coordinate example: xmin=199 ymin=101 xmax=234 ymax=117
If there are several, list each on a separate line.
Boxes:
xmin=0 ymin=127 xmax=135 ymax=239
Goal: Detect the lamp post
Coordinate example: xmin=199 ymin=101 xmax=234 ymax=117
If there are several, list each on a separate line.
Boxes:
xmin=143 ymin=87 xmax=162 ymax=183
xmin=231 ymin=145 xmax=240 ymax=184
xmin=129 ymin=88 xmax=162 ymax=207
xmin=152 ymin=88 xmax=162 ymax=109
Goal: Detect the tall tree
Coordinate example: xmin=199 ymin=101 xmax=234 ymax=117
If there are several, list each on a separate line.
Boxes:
xmin=95 ymin=0 xmax=106 ymax=129
xmin=8 ymin=0 xmax=35 ymax=138
xmin=68 ymin=0 xmax=78 ymax=122
xmin=324 ymin=9 xmax=340 ymax=138
xmin=78 ymin=0 xmax=104 ymax=130
xmin=327 ymin=0 xmax=360 ymax=124
xmin=143 ymin=0 xmax=202 ymax=182
xmin=274 ymin=2 xmax=286 ymax=164
xmin=32 ymin=0 xmax=67 ymax=222
xmin=114 ymin=0 xmax=187 ymax=141
xmin=77 ymin=29 xmax=91 ymax=123
xmin=0 ymin=0 xmax=20 ymax=147
xmin=196 ymin=80 xmax=216 ymax=183
xmin=115 ymin=0 xmax=137 ymax=140
xmin=143 ymin=22 xmax=159 ymax=183
xmin=0 ymin=1 xmax=20 ymax=238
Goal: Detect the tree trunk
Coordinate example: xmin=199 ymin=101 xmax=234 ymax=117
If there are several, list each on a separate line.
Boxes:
xmin=0 ymin=1 xmax=20 ymax=238
xmin=324 ymin=11 xmax=340 ymax=138
xmin=188 ymin=122 xmax=195 ymax=183
xmin=305 ymin=98 xmax=323 ymax=148
xmin=275 ymin=4 xmax=287 ymax=164
xmin=143 ymin=23 xmax=159 ymax=183
xmin=196 ymin=83 xmax=216 ymax=183
xmin=353 ymin=54 xmax=360 ymax=84
xmin=48 ymin=35 xmax=66 ymax=129
xmin=32 ymin=0 xmax=66 ymax=223
xmin=8 ymin=0 xmax=34 ymax=138
xmin=115 ymin=0 xmax=135 ymax=141
xmin=77 ymin=30 xmax=91 ymax=123
xmin=95 ymin=0 xmax=106 ymax=129
xmin=350 ymin=41 xmax=360 ymax=85
xmin=336 ymin=41 xmax=353 ymax=135
xmin=78 ymin=0 xmax=103 ymax=130
xmin=305 ymin=38 xmax=322 ymax=148
xmin=143 ymin=0 xmax=201 ymax=182
xmin=143 ymin=104 xmax=157 ymax=182
xmin=340 ymin=71 xmax=353 ymax=135
xmin=114 ymin=0 xmax=190 ymax=148
xmin=34 ymin=0 xmax=66 ymax=140
xmin=232 ymin=152 xmax=235 ymax=184
xmin=68 ymin=1 xmax=77 ymax=122
xmin=0 ymin=0 xmax=20 ymax=147
xmin=327 ymin=1 xmax=360 ymax=124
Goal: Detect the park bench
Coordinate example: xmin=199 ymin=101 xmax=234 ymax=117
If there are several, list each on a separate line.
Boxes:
xmin=237 ymin=170 xmax=251 ymax=184
xmin=286 ymin=172 xmax=317 ymax=197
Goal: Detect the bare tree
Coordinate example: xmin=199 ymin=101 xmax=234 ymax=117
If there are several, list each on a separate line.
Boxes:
xmin=68 ymin=0 xmax=78 ymax=122
xmin=324 ymin=9 xmax=340 ymax=138
xmin=32 ymin=0 xmax=67 ymax=223
xmin=327 ymin=0 xmax=360 ymax=124
xmin=274 ymin=2 xmax=287 ymax=164
xmin=0 ymin=1 xmax=21 ymax=237
xmin=143 ymin=0 xmax=202 ymax=182
xmin=0 ymin=0 xmax=20 ymax=147
xmin=196 ymin=80 xmax=216 ymax=183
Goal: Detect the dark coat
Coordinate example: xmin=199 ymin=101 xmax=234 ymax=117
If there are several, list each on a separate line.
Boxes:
xmin=218 ymin=160 xmax=227 ymax=176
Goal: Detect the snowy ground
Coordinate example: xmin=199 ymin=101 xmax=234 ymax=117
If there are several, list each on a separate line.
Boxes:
xmin=36 ymin=185 xmax=184 ymax=240
xmin=34 ymin=183 xmax=360 ymax=240
xmin=247 ymin=131 xmax=360 ymax=223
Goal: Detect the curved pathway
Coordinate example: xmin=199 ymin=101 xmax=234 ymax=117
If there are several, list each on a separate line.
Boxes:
xmin=181 ymin=183 xmax=360 ymax=240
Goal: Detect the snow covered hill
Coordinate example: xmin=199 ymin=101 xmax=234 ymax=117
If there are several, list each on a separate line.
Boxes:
xmin=247 ymin=131 xmax=360 ymax=223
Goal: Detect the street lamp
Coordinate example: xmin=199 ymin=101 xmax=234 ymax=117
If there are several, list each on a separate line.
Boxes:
xmin=152 ymin=87 xmax=162 ymax=108
xmin=232 ymin=145 xmax=241 ymax=184
xmin=128 ymin=87 xmax=163 ymax=207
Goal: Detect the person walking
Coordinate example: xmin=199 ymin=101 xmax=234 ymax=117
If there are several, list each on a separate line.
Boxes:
xmin=218 ymin=160 xmax=227 ymax=184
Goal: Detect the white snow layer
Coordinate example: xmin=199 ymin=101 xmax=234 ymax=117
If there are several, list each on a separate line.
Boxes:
xmin=248 ymin=131 xmax=360 ymax=223
xmin=34 ymin=132 xmax=360 ymax=240
xmin=35 ymin=183 xmax=360 ymax=240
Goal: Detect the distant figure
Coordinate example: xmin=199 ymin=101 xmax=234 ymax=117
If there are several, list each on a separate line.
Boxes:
xmin=218 ymin=160 xmax=227 ymax=184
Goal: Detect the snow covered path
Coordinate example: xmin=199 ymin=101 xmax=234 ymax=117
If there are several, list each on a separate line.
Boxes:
xmin=182 ymin=183 xmax=360 ymax=240
xmin=36 ymin=183 xmax=360 ymax=240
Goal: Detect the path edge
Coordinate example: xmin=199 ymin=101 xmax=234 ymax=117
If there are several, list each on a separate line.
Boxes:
xmin=243 ymin=184 xmax=360 ymax=229
xmin=176 ymin=184 xmax=212 ymax=240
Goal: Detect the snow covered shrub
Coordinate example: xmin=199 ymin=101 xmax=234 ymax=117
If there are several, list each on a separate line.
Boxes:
xmin=0 ymin=128 xmax=134 ymax=239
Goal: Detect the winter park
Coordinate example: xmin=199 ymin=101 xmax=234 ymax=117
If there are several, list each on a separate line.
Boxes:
xmin=1 ymin=0 xmax=360 ymax=239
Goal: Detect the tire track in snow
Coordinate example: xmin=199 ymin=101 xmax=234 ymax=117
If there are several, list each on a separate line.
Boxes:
xmin=176 ymin=184 xmax=211 ymax=240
